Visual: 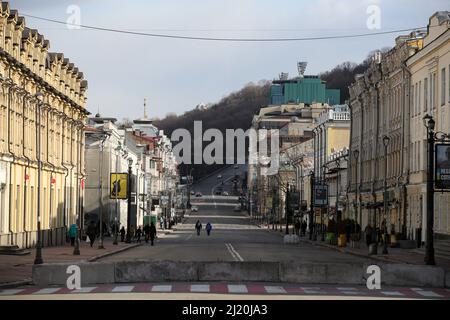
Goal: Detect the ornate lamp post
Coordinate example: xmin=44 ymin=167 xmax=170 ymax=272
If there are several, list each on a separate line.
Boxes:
xmin=423 ymin=114 xmax=435 ymax=265
xmin=382 ymin=135 xmax=390 ymax=255
xmin=34 ymin=92 xmax=44 ymax=265
xmin=353 ymin=149 xmax=360 ymax=234
xmin=125 ymin=157 xmax=133 ymax=243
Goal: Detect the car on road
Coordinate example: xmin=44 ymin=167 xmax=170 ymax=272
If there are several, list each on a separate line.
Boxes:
xmin=234 ymin=205 xmax=241 ymax=212
xmin=191 ymin=206 xmax=198 ymax=212
xmin=195 ymin=192 xmax=202 ymax=197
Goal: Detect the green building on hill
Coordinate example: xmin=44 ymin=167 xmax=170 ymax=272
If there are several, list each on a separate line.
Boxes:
xmin=270 ymin=75 xmax=340 ymax=105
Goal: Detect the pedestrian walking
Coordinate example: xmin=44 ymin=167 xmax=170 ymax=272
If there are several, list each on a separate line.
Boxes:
xmin=143 ymin=224 xmax=150 ymax=243
xmin=86 ymin=221 xmax=96 ymax=247
xmin=150 ymin=222 xmax=157 ymax=246
xmin=294 ymin=219 xmax=301 ymax=236
xmin=136 ymin=226 xmax=142 ymax=243
xmin=195 ymin=220 xmax=202 ymax=236
xmin=301 ymin=220 xmax=307 ymax=236
xmin=68 ymin=223 xmax=77 ymax=246
xmin=160 ymin=216 xmax=164 ymax=229
xmin=364 ymin=224 xmax=373 ymax=247
xmin=120 ymin=226 xmax=126 ymax=242
xmin=206 ymin=222 xmax=212 ymax=236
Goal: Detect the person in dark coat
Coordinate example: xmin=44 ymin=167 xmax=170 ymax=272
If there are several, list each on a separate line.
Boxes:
xmin=143 ymin=224 xmax=151 ymax=243
xmin=136 ymin=226 xmax=142 ymax=243
xmin=301 ymin=220 xmax=307 ymax=236
xmin=120 ymin=226 xmax=126 ymax=242
xmin=149 ymin=222 xmax=157 ymax=246
xmin=86 ymin=221 xmax=96 ymax=247
xmin=206 ymin=222 xmax=212 ymax=236
xmin=195 ymin=220 xmax=202 ymax=236
xmin=365 ymin=224 xmax=373 ymax=247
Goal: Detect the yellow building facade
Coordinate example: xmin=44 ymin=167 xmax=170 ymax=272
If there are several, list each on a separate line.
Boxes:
xmin=0 ymin=3 xmax=88 ymax=248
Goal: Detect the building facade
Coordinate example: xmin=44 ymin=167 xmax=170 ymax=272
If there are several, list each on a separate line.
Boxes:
xmin=348 ymin=30 xmax=425 ymax=237
xmin=406 ymin=12 xmax=450 ymax=240
xmin=0 ymin=3 xmax=88 ymax=248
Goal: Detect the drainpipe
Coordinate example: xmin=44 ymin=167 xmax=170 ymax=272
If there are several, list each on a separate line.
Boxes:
xmin=22 ymin=91 xmax=32 ymax=248
xmin=61 ymin=114 xmax=70 ymax=230
xmin=7 ymin=66 xmax=15 ymax=244
xmin=46 ymin=104 xmax=57 ymax=246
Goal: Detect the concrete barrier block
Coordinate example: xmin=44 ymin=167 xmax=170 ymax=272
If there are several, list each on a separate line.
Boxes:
xmin=32 ymin=262 xmax=115 ymax=287
xmin=444 ymin=269 xmax=450 ymax=288
xmin=199 ymin=262 xmax=279 ymax=282
xmin=280 ymin=263 xmax=327 ymax=283
xmin=380 ymin=264 xmax=445 ymax=287
xmin=115 ymin=260 xmax=198 ymax=282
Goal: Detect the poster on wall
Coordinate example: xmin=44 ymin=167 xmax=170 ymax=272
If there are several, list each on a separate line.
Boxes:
xmin=435 ymin=144 xmax=450 ymax=190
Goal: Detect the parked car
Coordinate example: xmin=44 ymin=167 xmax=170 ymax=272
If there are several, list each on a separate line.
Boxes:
xmin=195 ymin=192 xmax=202 ymax=197
xmin=191 ymin=206 xmax=199 ymax=212
xmin=223 ymin=191 xmax=229 ymax=196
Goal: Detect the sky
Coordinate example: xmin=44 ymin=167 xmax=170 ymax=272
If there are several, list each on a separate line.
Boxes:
xmin=8 ymin=0 xmax=450 ymax=120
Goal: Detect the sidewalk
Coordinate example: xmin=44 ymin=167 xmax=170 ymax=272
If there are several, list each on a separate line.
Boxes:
xmin=0 ymin=238 xmax=141 ymax=287
xmin=255 ymin=221 xmax=450 ymax=270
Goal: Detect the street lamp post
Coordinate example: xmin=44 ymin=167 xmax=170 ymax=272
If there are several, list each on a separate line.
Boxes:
xmin=423 ymin=114 xmax=436 ymax=265
xmin=98 ymin=137 xmax=107 ymax=249
xmin=309 ymin=171 xmax=315 ymax=241
xmin=353 ymin=149 xmax=360 ymax=235
xmin=125 ymin=158 xmax=133 ymax=243
xmin=382 ymin=135 xmax=390 ymax=255
xmin=34 ymin=92 xmax=44 ymax=265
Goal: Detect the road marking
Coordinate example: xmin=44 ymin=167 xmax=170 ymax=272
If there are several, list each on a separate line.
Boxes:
xmin=32 ymin=288 xmax=61 ymax=295
xmin=112 ymin=286 xmax=134 ymax=293
xmin=185 ymin=234 xmax=193 ymax=241
xmin=151 ymin=285 xmax=172 ymax=292
xmin=190 ymin=284 xmax=210 ymax=293
xmin=264 ymin=286 xmax=287 ymax=294
xmin=381 ymin=291 xmax=404 ymax=296
xmin=225 ymin=243 xmax=244 ymax=261
xmin=227 ymin=284 xmax=248 ymax=293
xmin=416 ymin=290 xmax=443 ymax=298
xmin=0 ymin=289 xmax=24 ymax=295
xmin=70 ymin=287 xmax=96 ymax=293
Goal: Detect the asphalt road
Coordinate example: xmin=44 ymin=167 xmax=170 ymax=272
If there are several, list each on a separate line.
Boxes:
xmin=100 ymin=199 xmax=371 ymax=264
xmin=191 ymin=164 xmax=247 ymax=196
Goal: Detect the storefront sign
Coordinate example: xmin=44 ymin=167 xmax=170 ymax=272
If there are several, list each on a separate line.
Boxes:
xmin=314 ymin=184 xmax=328 ymax=206
xmin=436 ymin=144 xmax=450 ymax=189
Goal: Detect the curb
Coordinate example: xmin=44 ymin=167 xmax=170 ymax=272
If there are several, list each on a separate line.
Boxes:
xmin=88 ymin=243 xmax=142 ymax=262
xmin=0 ymin=278 xmax=32 ymax=289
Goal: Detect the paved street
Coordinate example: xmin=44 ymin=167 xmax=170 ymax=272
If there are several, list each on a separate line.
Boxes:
xmin=100 ymin=197 xmax=371 ymax=264
xmin=191 ymin=164 xmax=247 ymax=196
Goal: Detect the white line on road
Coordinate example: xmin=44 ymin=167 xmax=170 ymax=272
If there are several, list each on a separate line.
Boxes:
xmin=112 ymin=286 xmax=134 ymax=293
xmin=227 ymin=284 xmax=248 ymax=293
xmin=264 ymin=286 xmax=287 ymax=294
xmin=151 ymin=285 xmax=172 ymax=292
xmin=32 ymin=288 xmax=61 ymax=295
xmin=190 ymin=285 xmax=210 ymax=293
xmin=225 ymin=243 xmax=244 ymax=261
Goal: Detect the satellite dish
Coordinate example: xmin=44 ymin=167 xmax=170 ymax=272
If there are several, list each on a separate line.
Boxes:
xmin=297 ymin=62 xmax=308 ymax=77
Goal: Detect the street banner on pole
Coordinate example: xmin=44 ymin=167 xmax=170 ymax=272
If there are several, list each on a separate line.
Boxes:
xmin=435 ymin=144 xmax=450 ymax=190
xmin=110 ymin=173 xmax=128 ymax=199
xmin=314 ymin=184 xmax=328 ymax=206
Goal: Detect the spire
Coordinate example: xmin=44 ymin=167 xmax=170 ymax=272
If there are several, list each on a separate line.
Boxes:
xmin=144 ymin=98 xmax=148 ymax=119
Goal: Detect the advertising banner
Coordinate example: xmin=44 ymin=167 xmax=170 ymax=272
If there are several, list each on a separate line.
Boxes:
xmin=436 ymin=144 xmax=450 ymax=190
xmin=110 ymin=173 xmax=128 ymax=199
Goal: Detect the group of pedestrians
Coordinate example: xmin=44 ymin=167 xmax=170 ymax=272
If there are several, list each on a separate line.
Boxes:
xmin=294 ymin=219 xmax=308 ymax=236
xmin=195 ymin=220 xmax=212 ymax=236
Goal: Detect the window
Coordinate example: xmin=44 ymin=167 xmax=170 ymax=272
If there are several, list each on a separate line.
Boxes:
xmin=418 ymin=81 xmax=422 ymax=114
xmin=424 ymin=78 xmax=428 ymax=112
xmin=432 ymin=73 xmax=437 ymax=110
xmin=442 ymin=68 xmax=446 ymax=106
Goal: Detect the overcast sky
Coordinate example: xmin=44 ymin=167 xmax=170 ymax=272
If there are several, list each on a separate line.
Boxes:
xmin=8 ymin=0 xmax=450 ymax=120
